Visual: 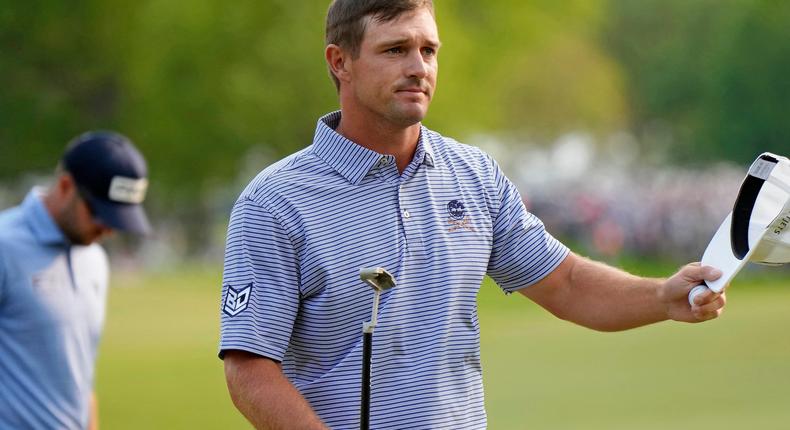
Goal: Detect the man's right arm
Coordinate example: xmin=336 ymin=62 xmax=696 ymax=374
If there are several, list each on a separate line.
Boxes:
xmin=223 ymin=350 xmax=328 ymax=430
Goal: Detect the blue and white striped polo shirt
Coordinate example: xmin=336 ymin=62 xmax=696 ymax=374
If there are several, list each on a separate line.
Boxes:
xmin=219 ymin=111 xmax=569 ymax=429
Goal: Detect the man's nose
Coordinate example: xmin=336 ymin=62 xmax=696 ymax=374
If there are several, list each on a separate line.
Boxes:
xmin=405 ymin=50 xmax=429 ymax=79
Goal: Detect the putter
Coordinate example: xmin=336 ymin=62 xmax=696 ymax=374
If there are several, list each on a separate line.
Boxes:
xmin=359 ymin=267 xmax=396 ymax=430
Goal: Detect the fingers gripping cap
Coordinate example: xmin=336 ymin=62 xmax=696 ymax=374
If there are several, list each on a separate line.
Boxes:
xmin=62 ymin=131 xmax=151 ymax=235
xmin=701 ymin=152 xmax=790 ymax=291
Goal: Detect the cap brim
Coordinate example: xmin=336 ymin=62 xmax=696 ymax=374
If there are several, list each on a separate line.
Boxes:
xmin=701 ymin=213 xmax=767 ymax=292
xmin=87 ymin=196 xmax=152 ymax=235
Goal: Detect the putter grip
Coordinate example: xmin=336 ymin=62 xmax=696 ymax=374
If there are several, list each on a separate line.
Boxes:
xmin=688 ymin=284 xmax=709 ymax=306
xmin=361 ymin=331 xmax=373 ymax=430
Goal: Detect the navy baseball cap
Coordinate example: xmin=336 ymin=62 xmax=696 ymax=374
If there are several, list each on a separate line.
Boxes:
xmin=62 ymin=131 xmax=151 ymax=235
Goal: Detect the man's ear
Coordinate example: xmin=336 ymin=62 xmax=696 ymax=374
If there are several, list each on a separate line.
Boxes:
xmin=57 ymin=172 xmax=78 ymax=198
xmin=44 ymin=172 xmax=77 ymax=215
xmin=326 ymin=44 xmax=352 ymax=84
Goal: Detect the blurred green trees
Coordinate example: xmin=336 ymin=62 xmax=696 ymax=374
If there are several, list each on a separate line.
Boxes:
xmin=430 ymin=0 xmax=625 ymax=138
xmin=605 ymin=0 xmax=790 ymax=162
xmin=1 ymin=0 xmax=335 ymax=200
xmin=2 ymin=0 xmax=788 ymax=214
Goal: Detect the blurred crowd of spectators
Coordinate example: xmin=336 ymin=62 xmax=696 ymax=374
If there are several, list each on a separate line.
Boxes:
xmin=475 ymin=132 xmax=747 ymax=263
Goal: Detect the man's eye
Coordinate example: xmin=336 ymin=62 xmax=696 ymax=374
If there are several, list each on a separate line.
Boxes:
xmin=422 ymin=47 xmax=436 ymax=56
xmin=387 ymin=47 xmax=403 ymax=54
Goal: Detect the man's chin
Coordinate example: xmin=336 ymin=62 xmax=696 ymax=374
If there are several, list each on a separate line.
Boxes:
xmin=390 ymin=104 xmax=429 ymax=126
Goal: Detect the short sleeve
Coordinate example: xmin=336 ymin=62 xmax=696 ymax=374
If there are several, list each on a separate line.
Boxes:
xmin=218 ymin=197 xmax=301 ymax=361
xmin=486 ymin=161 xmax=569 ymax=293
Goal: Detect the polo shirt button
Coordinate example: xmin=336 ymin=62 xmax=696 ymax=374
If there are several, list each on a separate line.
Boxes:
xmin=403 ymin=210 xmax=411 ymax=219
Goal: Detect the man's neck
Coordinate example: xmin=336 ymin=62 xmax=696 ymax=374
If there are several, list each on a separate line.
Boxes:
xmin=335 ymin=109 xmax=421 ymax=174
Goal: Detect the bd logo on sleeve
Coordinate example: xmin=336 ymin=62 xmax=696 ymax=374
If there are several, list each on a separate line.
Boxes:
xmin=223 ymin=283 xmax=252 ymax=317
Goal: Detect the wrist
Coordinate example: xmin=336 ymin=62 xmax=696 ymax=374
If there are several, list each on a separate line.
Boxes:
xmin=653 ymin=277 xmax=672 ymax=321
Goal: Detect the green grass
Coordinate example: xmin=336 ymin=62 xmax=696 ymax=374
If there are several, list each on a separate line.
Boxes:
xmin=96 ymin=268 xmax=249 ymax=429
xmin=480 ymin=279 xmax=790 ymax=429
xmin=97 ymin=268 xmax=790 ymax=429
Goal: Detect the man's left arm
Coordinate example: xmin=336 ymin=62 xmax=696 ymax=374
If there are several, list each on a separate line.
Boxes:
xmin=519 ymin=252 xmax=726 ymax=331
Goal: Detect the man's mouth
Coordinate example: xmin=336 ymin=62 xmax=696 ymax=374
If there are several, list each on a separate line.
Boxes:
xmin=396 ymin=86 xmax=429 ymax=96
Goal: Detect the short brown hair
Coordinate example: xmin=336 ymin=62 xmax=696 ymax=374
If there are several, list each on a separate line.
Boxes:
xmin=325 ymin=0 xmax=434 ymax=90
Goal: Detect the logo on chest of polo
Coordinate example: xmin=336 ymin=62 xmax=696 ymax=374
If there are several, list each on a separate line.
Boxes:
xmin=223 ymin=283 xmax=252 ymax=317
xmin=446 ymin=200 xmax=476 ymax=232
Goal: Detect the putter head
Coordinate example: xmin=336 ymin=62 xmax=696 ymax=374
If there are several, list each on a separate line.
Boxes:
xmin=359 ymin=267 xmax=396 ymax=292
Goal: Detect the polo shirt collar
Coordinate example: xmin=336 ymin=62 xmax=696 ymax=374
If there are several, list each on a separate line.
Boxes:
xmin=414 ymin=129 xmax=436 ymax=168
xmin=22 ymin=188 xmax=68 ymax=246
xmin=312 ymin=111 xmax=436 ymax=184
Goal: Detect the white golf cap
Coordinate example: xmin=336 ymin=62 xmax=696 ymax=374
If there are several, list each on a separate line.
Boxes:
xmin=701 ymin=152 xmax=790 ymax=292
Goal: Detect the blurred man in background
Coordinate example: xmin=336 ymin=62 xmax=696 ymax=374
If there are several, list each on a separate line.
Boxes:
xmin=219 ymin=1 xmax=726 ymax=429
xmin=0 ymin=131 xmax=150 ymax=429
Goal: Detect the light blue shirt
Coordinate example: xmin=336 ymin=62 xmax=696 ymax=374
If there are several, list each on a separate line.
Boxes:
xmin=219 ymin=112 xmax=569 ymax=429
xmin=0 ymin=190 xmax=108 ymax=430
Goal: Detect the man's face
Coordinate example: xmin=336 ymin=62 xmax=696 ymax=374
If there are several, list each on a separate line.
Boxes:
xmin=345 ymin=7 xmax=440 ymax=127
xmin=59 ymin=190 xmax=113 ymax=246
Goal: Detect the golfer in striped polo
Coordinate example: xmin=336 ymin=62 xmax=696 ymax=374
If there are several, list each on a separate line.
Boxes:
xmin=219 ymin=1 xmax=726 ymax=429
